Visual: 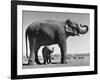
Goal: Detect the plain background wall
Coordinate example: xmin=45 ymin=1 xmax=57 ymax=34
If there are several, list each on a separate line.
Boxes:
xmin=0 ymin=0 xmax=99 ymax=80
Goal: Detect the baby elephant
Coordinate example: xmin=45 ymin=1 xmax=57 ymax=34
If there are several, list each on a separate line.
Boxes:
xmin=42 ymin=46 xmax=54 ymax=64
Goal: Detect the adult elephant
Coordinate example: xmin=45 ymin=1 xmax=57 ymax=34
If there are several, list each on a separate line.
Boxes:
xmin=25 ymin=19 xmax=88 ymax=65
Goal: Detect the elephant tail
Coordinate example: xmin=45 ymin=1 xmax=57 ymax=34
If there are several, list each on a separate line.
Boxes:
xmin=25 ymin=28 xmax=28 ymax=59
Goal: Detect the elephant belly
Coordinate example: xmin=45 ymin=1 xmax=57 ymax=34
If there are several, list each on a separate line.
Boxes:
xmin=39 ymin=37 xmax=57 ymax=46
xmin=37 ymin=29 xmax=58 ymax=46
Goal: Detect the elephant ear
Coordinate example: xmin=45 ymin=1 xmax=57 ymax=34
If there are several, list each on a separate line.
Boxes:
xmin=64 ymin=25 xmax=73 ymax=33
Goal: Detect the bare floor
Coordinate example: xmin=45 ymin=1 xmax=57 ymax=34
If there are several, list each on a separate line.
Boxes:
xmin=23 ymin=54 xmax=90 ymax=69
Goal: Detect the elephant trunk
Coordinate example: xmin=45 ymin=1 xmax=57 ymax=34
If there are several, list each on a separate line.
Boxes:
xmin=78 ymin=24 xmax=88 ymax=34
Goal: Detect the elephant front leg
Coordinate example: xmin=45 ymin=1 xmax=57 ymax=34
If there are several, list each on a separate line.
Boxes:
xmin=58 ymin=39 xmax=67 ymax=64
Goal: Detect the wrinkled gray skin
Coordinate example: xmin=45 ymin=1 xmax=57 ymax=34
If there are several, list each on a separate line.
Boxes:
xmin=42 ymin=46 xmax=54 ymax=64
xmin=25 ymin=19 xmax=88 ymax=65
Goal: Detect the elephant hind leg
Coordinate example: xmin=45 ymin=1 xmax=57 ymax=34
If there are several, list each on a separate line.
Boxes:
xmin=28 ymin=37 xmax=36 ymax=65
xmin=28 ymin=49 xmax=36 ymax=65
xmin=43 ymin=59 xmax=46 ymax=64
xmin=32 ymin=40 xmax=41 ymax=64
xmin=35 ymin=47 xmax=41 ymax=65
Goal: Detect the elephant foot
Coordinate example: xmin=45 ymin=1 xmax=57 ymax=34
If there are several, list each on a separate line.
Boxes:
xmin=28 ymin=60 xmax=37 ymax=65
xmin=36 ymin=62 xmax=41 ymax=65
xmin=60 ymin=61 xmax=67 ymax=64
xmin=43 ymin=62 xmax=47 ymax=65
xmin=43 ymin=62 xmax=46 ymax=64
xmin=61 ymin=59 xmax=67 ymax=64
xmin=48 ymin=63 xmax=52 ymax=64
xmin=35 ymin=59 xmax=41 ymax=65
